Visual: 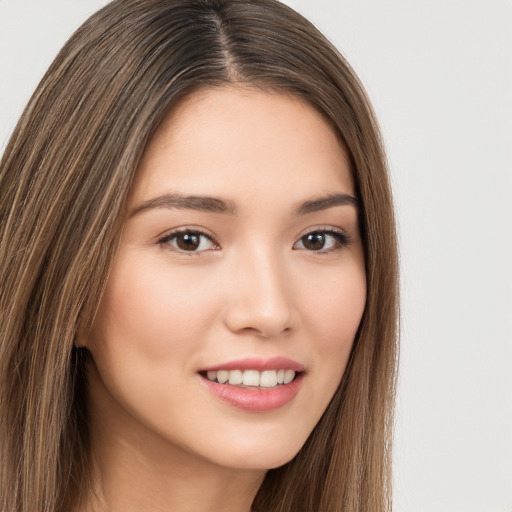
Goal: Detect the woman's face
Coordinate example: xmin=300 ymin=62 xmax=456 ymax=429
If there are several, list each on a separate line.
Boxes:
xmin=85 ymin=87 xmax=366 ymax=471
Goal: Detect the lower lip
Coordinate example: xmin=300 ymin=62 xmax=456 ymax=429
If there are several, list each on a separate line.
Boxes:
xmin=200 ymin=374 xmax=303 ymax=412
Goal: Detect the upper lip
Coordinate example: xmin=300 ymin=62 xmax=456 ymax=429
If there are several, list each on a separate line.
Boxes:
xmin=200 ymin=357 xmax=305 ymax=373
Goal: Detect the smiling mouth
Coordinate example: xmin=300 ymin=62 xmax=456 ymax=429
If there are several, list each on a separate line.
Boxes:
xmin=199 ymin=366 xmax=304 ymax=412
xmin=200 ymin=369 xmax=298 ymax=388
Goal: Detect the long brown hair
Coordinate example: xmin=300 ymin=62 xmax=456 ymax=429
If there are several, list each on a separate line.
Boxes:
xmin=0 ymin=1 xmax=399 ymax=511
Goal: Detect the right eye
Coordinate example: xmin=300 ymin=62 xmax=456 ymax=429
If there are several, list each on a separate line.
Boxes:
xmin=158 ymin=229 xmax=218 ymax=253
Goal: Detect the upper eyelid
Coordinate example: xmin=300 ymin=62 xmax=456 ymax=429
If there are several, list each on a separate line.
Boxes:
xmin=296 ymin=225 xmax=350 ymax=239
xmin=158 ymin=226 xmax=217 ymax=243
xmin=158 ymin=225 xmax=348 ymax=236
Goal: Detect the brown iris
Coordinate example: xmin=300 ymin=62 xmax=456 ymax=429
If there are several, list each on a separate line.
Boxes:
xmin=176 ymin=232 xmax=202 ymax=251
xmin=301 ymin=232 xmax=326 ymax=251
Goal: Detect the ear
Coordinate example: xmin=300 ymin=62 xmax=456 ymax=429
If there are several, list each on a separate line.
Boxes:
xmin=74 ymin=315 xmax=89 ymax=349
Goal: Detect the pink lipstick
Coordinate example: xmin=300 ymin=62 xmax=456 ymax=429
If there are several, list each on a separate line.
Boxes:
xmin=199 ymin=357 xmax=304 ymax=412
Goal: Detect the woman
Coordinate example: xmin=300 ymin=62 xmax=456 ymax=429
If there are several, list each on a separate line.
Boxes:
xmin=0 ymin=1 xmax=399 ymax=511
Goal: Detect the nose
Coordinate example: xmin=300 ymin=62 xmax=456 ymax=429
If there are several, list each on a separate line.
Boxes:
xmin=223 ymin=248 xmax=296 ymax=338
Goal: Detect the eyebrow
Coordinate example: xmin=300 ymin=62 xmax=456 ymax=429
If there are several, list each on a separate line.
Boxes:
xmin=129 ymin=191 xmax=358 ymax=217
xmin=295 ymin=193 xmax=359 ymax=215
xmin=130 ymin=193 xmax=238 ymax=217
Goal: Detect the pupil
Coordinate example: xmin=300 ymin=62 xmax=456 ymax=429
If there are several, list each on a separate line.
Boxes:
xmin=177 ymin=232 xmax=200 ymax=251
xmin=303 ymin=232 xmax=325 ymax=250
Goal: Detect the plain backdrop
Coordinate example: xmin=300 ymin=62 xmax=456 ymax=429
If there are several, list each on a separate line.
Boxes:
xmin=1 ymin=1 xmax=511 ymax=511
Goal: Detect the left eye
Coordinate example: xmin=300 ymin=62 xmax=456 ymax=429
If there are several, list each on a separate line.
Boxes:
xmin=294 ymin=230 xmax=348 ymax=252
xmin=160 ymin=230 xmax=217 ymax=252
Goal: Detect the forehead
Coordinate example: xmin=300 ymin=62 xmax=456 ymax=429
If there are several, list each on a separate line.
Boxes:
xmin=131 ymin=86 xmax=354 ymax=207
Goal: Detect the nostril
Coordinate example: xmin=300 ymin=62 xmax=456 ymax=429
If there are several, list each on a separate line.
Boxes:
xmin=240 ymin=326 xmax=290 ymax=338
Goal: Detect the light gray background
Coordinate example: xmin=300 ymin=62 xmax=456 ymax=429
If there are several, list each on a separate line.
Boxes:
xmin=1 ymin=1 xmax=511 ymax=511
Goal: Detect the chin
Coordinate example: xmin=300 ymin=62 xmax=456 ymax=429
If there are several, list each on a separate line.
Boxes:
xmin=195 ymin=429 xmax=309 ymax=471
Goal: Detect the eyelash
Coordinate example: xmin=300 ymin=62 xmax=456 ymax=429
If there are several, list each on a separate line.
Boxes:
xmin=157 ymin=227 xmax=351 ymax=254
xmin=294 ymin=228 xmax=350 ymax=253
xmin=158 ymin=228 xmax=219 ymax=254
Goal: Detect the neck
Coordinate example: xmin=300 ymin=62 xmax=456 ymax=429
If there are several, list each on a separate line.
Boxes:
xmin=87 ymin=447 xmax=264 ymax=512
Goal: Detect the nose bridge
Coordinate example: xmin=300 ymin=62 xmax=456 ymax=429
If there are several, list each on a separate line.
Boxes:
xmin=224 ymin=241 xmax=294 ymax=337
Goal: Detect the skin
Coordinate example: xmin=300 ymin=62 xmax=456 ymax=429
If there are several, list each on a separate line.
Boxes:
xmin=83 ymin=87 xmax=367 ymax=512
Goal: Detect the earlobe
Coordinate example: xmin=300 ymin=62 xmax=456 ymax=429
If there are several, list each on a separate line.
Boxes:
xmin=75 ymin=318 xmax=89 ymax=349
xmin=74 ymin=335 xmax=88 ymax=349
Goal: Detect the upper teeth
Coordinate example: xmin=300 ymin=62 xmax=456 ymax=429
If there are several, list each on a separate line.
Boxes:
xmin=206 ymin=369 xmax=296 ymax=387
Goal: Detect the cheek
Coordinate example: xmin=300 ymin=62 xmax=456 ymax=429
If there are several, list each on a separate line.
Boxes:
xmin=90 ymin=252 xmax=220 ymax=362
xmin=297 ymin=258 xmax=366 ymax=383
xmin=301 ymin=260 xmax=366 ymax=343
xmin=85 ymin=252 xmax=224 ymax=434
